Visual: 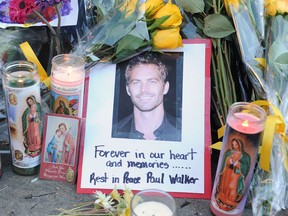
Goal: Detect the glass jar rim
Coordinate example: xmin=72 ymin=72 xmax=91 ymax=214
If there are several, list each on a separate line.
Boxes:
xmin=52 ymin=54 xmax=85 ymax=69
xmin=229 ymin=102 xmax=267 ymax=124
xmin=2 ymin=60 xmax=37 ymax=77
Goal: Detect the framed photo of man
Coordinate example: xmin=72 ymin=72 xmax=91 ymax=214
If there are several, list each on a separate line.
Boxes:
xmin=112 ymin=51 xmax=183 ymax=141
xmin=77 ymin=39 xmax=212 ymax=199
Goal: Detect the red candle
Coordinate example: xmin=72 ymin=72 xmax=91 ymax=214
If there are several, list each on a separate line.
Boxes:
xmin=210 ymin=102 xmax=266 ymax=216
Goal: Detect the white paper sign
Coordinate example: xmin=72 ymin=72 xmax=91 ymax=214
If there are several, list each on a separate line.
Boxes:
xmin=77 ymin=40 xmax=212 ymax=199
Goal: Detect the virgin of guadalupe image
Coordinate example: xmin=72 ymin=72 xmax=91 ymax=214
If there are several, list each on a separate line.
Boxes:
xmin=215 ymin=138 xmax=251 ymax=211
xmin=22 ymin=95 xmax=42 ymax=157
xmin=55 ymin=100 xmax=70 ymax=115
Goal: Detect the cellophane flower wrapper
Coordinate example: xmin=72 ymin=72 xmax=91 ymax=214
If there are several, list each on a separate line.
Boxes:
xmin=228 ymin=0 xmax=266 ymax=98
xmin=73 ymin=0 xmax=150 ymax=65
xmin=0 ymin=27 xmax=50 ymax=119
xmin=249 ymin=12 xmax=288 ymax=216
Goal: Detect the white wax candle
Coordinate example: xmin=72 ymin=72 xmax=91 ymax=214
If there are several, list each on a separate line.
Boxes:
xmin=50 ymin=54 xmax=85 ymax=117
xmin=53 ymin=70 xmax=84 ymax=83
xmin=133 ymin=201 xmax=173 ymax=216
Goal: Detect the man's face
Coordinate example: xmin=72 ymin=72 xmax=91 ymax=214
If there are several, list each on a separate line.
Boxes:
xmin=59 ymin=125 xmax=66 ymax=134
xmin=126 ymin=64 xmax=169 ymax=112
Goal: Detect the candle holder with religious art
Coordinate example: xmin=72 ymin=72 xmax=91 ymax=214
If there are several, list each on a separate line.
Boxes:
xmin=130 ymin=189 xmax=176 ymax=216
xmin=210 ymin=102 xmax=267 ymax=216
xmin=50 ymin=54 xmax=85 ymax=117
xmin=2 ymin=60 xmax=42 ymax=175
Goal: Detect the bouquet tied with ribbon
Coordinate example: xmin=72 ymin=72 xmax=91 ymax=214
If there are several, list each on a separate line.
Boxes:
xmin=223 ymin=0 xmax=288 ymax=214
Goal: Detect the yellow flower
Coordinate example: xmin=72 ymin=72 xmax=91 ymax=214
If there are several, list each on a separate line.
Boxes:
xmin=276 ymin=0 xmax=288 ymax=14
xmin=119 ymin=0 xmax=138 ymax=17
xmin=110 ymin=187 xmax=121 ymax=202
xmin=153 ymin=0 xmax=182 ymax=29
xmin=123 ymin=187 xmax=134 ymax=206
xmin=152 ymin=27 xmax=183 ymax=49
xmin=145 ymin=0 xmax=164 ymax=18
xmin=265 ymin=0 xmax=277 ymax=16
xmin=223 ymin=0 xmax=240 ymax=16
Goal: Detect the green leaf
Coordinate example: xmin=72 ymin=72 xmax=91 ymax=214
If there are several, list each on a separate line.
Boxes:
xmin=275 ymin=52 xmax=288 ymax=65
xmin=147 ymin=15 xmax=170 ymax=31
xmin=203 ymin=14 xmax=235 ymax=38
xmin=114 ymin=34 xmax=149 ymax=62
xmin=176 ymin=0 xmax=205 ymax=14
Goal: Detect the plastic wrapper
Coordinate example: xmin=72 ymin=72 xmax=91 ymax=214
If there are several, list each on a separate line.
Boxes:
xmin=73 ymin=0 xmax=150 ymax=65
xmin=249 ymin=10 xmax=288 ymax=216
xmin=223 ymin=1 xmax=288 ymax=215
xmin=228 ymin=0 xmax=266 ymax=98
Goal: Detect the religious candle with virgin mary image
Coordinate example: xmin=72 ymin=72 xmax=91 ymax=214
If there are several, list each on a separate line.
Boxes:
xmin=210 ymin=102 xmax=267 ymax=216
xmin=50 ymin=54 xmax=85 ymax=117
xmin=2 ymin=60 xmax=42 ymax=175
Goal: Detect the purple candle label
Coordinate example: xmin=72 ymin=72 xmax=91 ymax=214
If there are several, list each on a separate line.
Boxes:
xmin=211 ymin=121 xmax=263 ymax=216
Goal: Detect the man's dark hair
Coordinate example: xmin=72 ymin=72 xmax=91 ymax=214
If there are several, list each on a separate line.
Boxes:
xmin=125 ymin=53 xmax=168 ymax=84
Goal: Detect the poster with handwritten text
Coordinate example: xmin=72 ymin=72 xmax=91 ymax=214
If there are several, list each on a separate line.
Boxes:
xmin=77 ymin=40 xmax=212 ymax=199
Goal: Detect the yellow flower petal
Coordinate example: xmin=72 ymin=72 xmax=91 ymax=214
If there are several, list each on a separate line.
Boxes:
xmin=223 ymin=0 xmax=240 ymax=16
xmin=276 ymin=0 xmax=288 ymax=14
xmin=119 ymin=0 xmax=138 ymax=17
xmin=153 ymin=0 xmax=182 ymax=28
xmin=152 ymin=28 xmax=183 ymax=49
xmin=123 ymin=187 xmax=134 ymax=206
xmin=145 ymin=0 xmax=164 ymax=18
xmin=110 ymin=187 xmax=121 ymax=202
xmin=265 ymin=0 xmax=277 ymax=16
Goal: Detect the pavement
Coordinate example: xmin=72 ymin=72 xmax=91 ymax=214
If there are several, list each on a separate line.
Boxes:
xmin=0 ymin=152 xmax=250 ymax=216
xmin=0 ymin=115 xmax=287 ymax=216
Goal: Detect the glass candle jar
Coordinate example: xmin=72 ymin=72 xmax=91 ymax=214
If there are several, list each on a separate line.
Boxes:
xmin=130 ymin=189 xmax=176 ymax=216
xmin=50 ymin=54 xmax=85 ymax=117
xmin=210 ymin=102 xmax=267 ymax=216
xmin=2 ymin=61 xmax=42 ymax=175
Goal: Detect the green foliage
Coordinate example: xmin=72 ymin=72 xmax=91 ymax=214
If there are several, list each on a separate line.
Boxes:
xmin=204 ymin=14 xmax=235 ymax=38
xmin=175 ymin=0 xmax=205 ymax=14
xmin=115 ymin=34 xmax=150 ymax=62
xmin=177 ymin=0 xmax=237 ymax=126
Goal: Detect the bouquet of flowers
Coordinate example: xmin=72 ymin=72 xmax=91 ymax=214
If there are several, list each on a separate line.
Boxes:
xmin=225 ymin=0 xmax=266 ymax=98
xmin=73 ymin=0 xmax=183 ymax=64
xmin=249 ymin=1 xmax=288 ymax=215
xmin=57 ymin=187 xmax=134 ymax=216
xmin=176 ymin=0 xmax=247 ymax=130
xmin=225 ymin=0 xmax=288 ymax=215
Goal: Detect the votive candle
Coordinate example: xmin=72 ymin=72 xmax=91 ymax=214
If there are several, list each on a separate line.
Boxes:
xmin=50 ymin=54 xmax=85 ymax=117
xmin=130 ymin=189 xmax=176 ymax=216
xmin=210 ymin=102 xmax=267 ymax=216
xmin=2 ymin=61 xmax=42 ymax=175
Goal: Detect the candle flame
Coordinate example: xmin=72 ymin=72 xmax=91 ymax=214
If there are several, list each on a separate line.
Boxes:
xmin=18 ymin=79 xmax=24 ymax=87
xmin=242 ymin=120 xmax=249 ymax=127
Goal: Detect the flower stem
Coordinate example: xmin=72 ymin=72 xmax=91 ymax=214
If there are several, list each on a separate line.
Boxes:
xmin=33 ymin=9 xmax=56 ymax=35
xmin=33 ymin=9 xmax=62 ymax=55
xmin=55 ymin=4 xmax=61 ymax=35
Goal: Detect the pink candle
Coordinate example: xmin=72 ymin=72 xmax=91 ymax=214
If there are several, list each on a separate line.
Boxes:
xmin=210 ymin=102 xmax=266 ymax=216
xmin=50 ymin=54 xmax=85 ymax=117
xmin=228 ymin=112 xmax=265 ymax=134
